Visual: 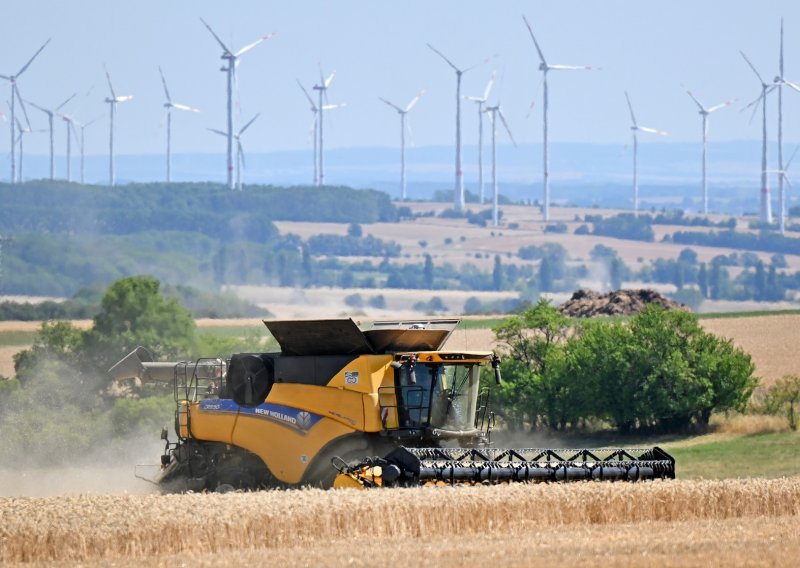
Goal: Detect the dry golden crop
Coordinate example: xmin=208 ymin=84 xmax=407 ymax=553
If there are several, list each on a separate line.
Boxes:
xmin=2 ymin=478 xmax=800 ymax=564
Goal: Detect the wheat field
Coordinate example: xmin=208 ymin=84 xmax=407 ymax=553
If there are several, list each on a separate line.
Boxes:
xmin=2 ymin=478 xmax=800 ymax=564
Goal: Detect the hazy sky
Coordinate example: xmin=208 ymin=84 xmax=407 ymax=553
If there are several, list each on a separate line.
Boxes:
xmin=3 ymin=0 xmax=800 ymax=158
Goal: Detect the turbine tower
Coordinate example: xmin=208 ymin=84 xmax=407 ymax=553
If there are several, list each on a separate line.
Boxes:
xmin=464 ymin=72 xmax=496 ymax=203
xmin=103 ymin=67 xmax=133 ymax=187
xmin=209 ymin=113 xmax=260 ymax=191
xmin=26 ymin=93 xmax=76 ymax=180
xmin=73 ymin=116 xmax=100 ymax=184
xmin=379 ymin=90 xmax=425 ymax=201
xmin=625 ymin=92 xmax=669 ymax=211
xmin=741 ymin=51 xmax=776 ymax=224
xmin=484 ymin=102 xmax=517 ymax=227
xmin=428 ymin=44 xmax=487 ymax=211
xmin=159 ymin=66 xmax=199 ymax=183
xmin=686 ymin=90 xmax=735 ymax=215
xmin=200 ymin=18 xmax=274 ymax=190
xmin=523 ymin=16 xmax=595 ymax=221
xmin=773 ymin=18 xmax=800 ymax=234
xmin=312 ymin=66 xmax=336 ymax=187
xmin=0 ymin=38 xmax=50 ymax=184
xmin=11 ymin=115 xmax=45 ymax=183
xmin=56 ymin=111 xmax=78 ymax=182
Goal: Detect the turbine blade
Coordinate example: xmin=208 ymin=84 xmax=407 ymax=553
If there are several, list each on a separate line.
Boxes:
xmin=238 ymin=139 xmax=246 ymax=169
xmin=321 ymin=103 xmax=347 ymax=110
xmin=464 ymin=95 xmax=485 ymax=102
xmin=427 ymin=43 xmax=460 ymax=72
xmin=16 ymin=38 xmax=51 ymax=78
xmin=324 ymin=71 xmax=336 ymax=88
xmin=624 ymin=91 xmax=637 ymax=125
xmin=104 ymin=65 xmax=117 ymax=99
xmin=740 ymin=50 xmax=766 ymax=85
xmin=686 ymin=90 xmax=704 ymax=111
xmin=547 ymin=64 xmax=596 ymax=71
xmin=238 ymin=112 xmax=260 ymax=135
xmin=172 ymin=103 xmax=200 ymax=112
xmin=406 ymin=116 xmax=416 ymax=148
xmin=379 ymin=96 xmax=403 ymax=112
xmin=784 ymin=80 xmax=800 ymax=94
xmin=786 ymin=143 xmax=800 ymax=170
xmin=235 ymin=32 xmax=275 ymax=57
xmin=24 ymin=99 xmax=48 ymax=114
xmin=706 ymin=99 xmax=737 ymax=113
xmin=55 ymin=92 xmax=77 ymax=112
xmin=483 ymin=72 xmax=496 ymax=101
xmin=638 ymin=126 xmax=669 ymax=136
xmin=200 ymin=18 xmax=232 ymax=54
xmin=498 ymin=109 xmax=517 ymax=147
xmin=525 ymin=98 xmax=536 ymax=119
xmin=0 ymin=74 xmax=10 ymax=80
xmin=115 ymin=95 xmax=134 ymax=103
xmin=207 ymin=127 xmax=227 ymax=137
xmin=297 ymin=79 xmax=317 ymax=109
xmin=404 ymin=90 xmax=425 ymax=112
xmin=158 ymin=66 xmax=172 ymax=102
xmin=522 ymin=15 xmax=547 ymax=66
xmin=14 ymin=85 xmax=32 ymax=129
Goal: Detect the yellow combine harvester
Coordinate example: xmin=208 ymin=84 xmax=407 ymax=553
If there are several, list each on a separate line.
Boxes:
xmin=110 ymin=319 xmax=675 ymax=491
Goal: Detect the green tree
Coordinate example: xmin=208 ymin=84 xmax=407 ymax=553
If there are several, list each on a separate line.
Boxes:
xmin=698 ymin=262 xmax=709 ymax=298
xmin=83 ymin=276 xmax=196 ymax=371
xmin=538 ymin=258 xmax=553 ymax=292
xmin=610 ymin=257 xmax=623 ymax=290
xmin=763 ymin=375 xmax=800 ymax=431
xmin=423 ymin=254 xmax=434 ymax=288
xmin=493 ymin=254 xmax=504 ymax=291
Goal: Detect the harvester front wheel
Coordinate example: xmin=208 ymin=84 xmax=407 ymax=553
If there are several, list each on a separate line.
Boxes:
xmin=301 ymin=434 xmax=377 ymax=489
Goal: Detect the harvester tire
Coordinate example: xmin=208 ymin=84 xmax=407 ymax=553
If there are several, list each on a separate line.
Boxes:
xmin=302 ymin=434 xmax=376 ymax=489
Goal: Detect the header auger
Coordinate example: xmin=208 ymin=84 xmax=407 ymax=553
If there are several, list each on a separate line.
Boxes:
xmin=110 ymin=318 xmax=675 ymax=492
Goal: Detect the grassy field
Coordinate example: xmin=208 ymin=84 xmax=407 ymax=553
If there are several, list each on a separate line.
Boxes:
xmin=2 ymin=478 xmax=799 ymax=564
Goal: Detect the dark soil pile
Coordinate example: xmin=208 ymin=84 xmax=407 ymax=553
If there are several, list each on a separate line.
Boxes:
xmin=558 ymin=289 xmax=688 ymax=317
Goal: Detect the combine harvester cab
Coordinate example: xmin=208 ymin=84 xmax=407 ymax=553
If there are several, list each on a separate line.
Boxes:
xmin=109 ymin=319 xmax=675 ymax=491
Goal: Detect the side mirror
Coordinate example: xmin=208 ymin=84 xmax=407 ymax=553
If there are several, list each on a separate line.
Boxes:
xmin=160 ymin=426 xmax=169 ymax=441
xmin=491 ymin=354 xmax=502 ymax=385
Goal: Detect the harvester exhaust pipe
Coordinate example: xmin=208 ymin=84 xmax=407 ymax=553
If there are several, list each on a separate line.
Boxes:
xmin=108 ymin=346 xmax=181 ymax=383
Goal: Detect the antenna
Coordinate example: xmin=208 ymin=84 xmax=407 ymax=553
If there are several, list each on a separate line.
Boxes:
xmin=522 ymin=16 xmax=595 ymax=222
xmin=201 ymin=18 xmax=274 ymax=189
xmin=379 ymin=90 xmax=425 ymax=201
xmin=625 ymin=91 xmax=668 ymax=212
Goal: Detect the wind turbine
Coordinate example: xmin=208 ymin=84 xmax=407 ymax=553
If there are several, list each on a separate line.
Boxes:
xmin=765 ymin=144 xmax=800 ymax=209
xmin=73 ymin=116 xmax=100 ymax=184
xmin=428 ymin=44 xmax=490 ymax=211
xmin=464 ymin=72 xmax=496 ymax=203
xmin=0 ymin=38 xmax=50 ymax=184
xmin=25 ymin=93 xmax=76 ymax=180
xmin=159 ymin=66 xmax=199 ymax=183
xmin=773 ymin=18 xmax=800 ymax=234
xmin=686 ymin=90 xmax=735 ymax=215
xmin=379 ymin=90 xmax=425 ymax=201
xmin=312 ymin=65 xmax=336 ymax=187
xmin=741 ymin=51 xmax=776 ymax=224
xmin=57 ymin=112 xmax=77 ymax=182
xmin=209 ymin=113 xmax=260 ymax=191
xmin=625 ymin=92 xmax=669 ymax=212
xmin=484 ymin=101 xmax=517 ymax=227
xmin=200 ymin=18 xmax=274 ymax=190
xmin=297 ymin=78 xmax=345 ymax=186
xmin=11 ymin=115 xmax=45 ymax=183
xmin=103 ymin=66 xmax=133 ymax=187
xmin=523 ymin=16 xmax=595 ymax=221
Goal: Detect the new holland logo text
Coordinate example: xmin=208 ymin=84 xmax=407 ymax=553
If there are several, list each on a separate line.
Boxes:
xmin=254 ymin=407 xmax=297 ymax=425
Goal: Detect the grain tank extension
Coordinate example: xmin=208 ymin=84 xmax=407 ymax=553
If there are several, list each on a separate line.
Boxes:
xmin=109 ymin=318 xmax=675 ymax=490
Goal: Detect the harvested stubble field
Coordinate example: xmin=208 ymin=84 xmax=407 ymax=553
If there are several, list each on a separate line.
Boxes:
xmin=2 ymin=479 xmax=800 ymax=565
